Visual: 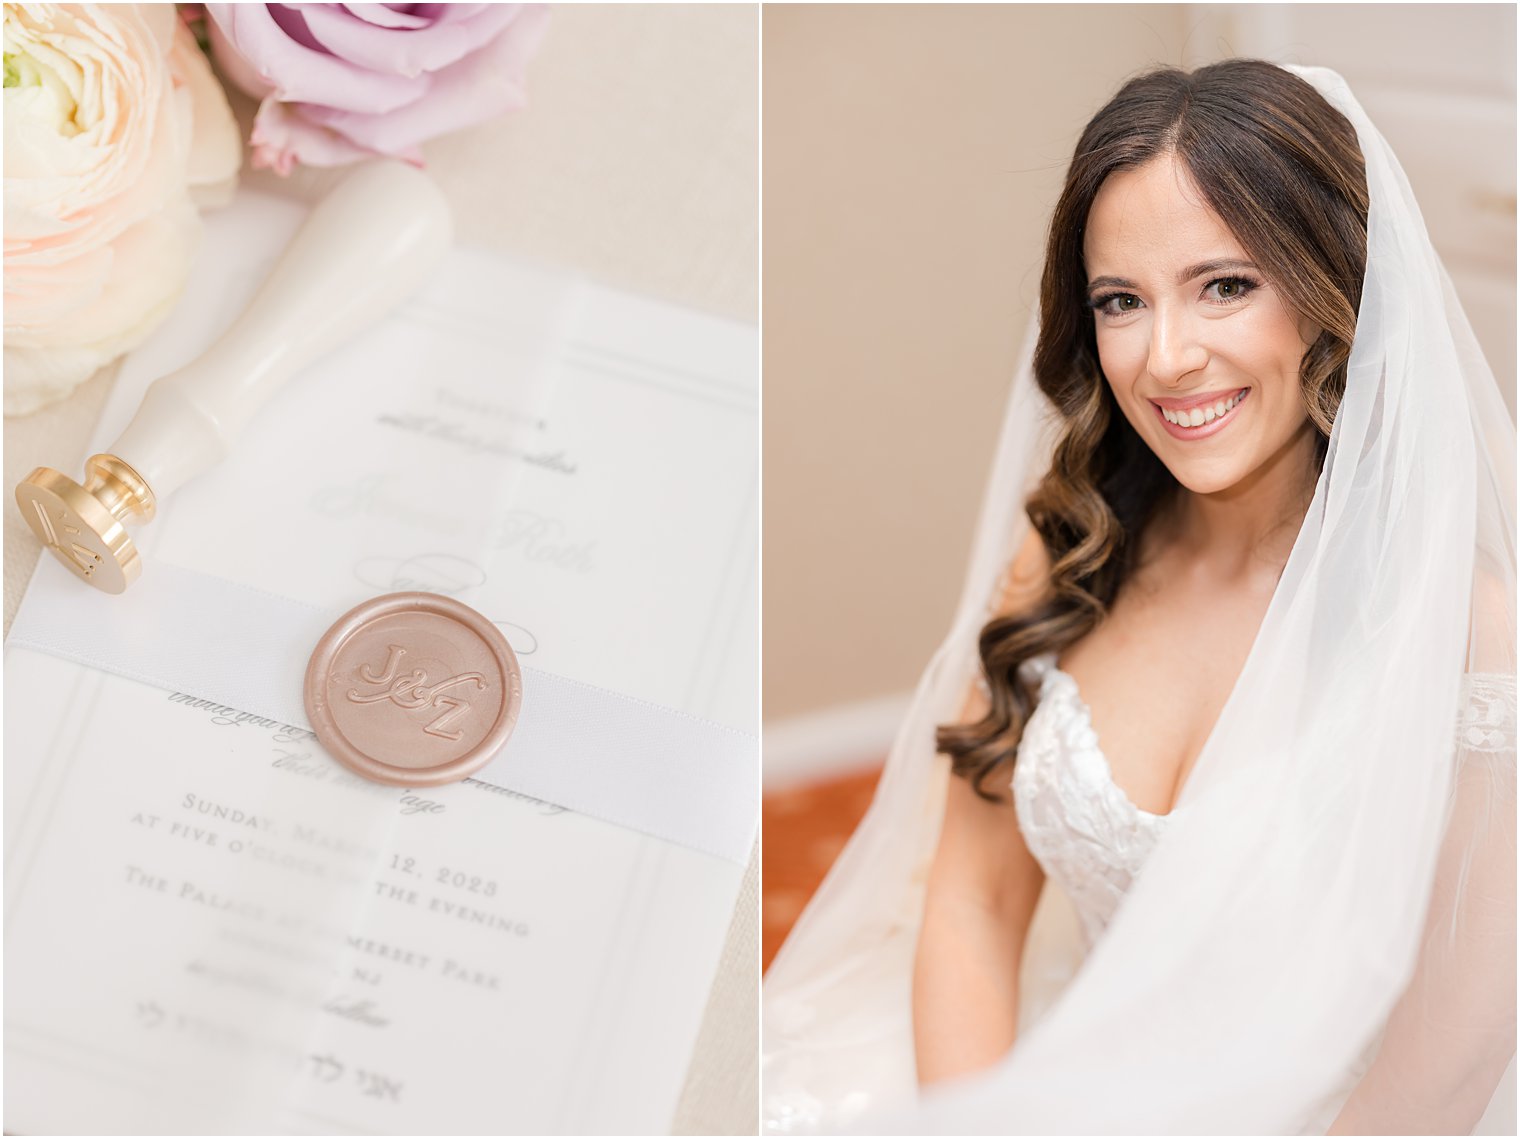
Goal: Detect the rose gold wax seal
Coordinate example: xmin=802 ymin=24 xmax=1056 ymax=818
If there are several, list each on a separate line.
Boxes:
xmin=304 ymin=592 xmax=523 ymax=788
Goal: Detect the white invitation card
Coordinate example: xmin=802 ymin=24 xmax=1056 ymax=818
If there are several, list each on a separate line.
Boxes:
xmin=5 ymin=190 xmax=757 ymax=1134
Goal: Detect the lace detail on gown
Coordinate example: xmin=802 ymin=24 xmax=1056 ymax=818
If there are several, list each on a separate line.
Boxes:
xmin=1011 ymin=655 xmax=1516 ymax=948
xmin=1458 ymin=673 xmax=1517 ymax=754
xmin=1010 ymin=653 xmax=1169 ymax=949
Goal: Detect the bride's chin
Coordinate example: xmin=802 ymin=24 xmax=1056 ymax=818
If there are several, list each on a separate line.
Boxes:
xmin=1147 ymin=442 xmax=1247 ymax=496
xmin=1165 ymin=463 xmax=1243 ymax=497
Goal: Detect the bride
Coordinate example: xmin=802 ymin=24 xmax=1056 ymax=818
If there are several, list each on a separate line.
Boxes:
xmin=763 ymin=60 xmax=1514 ymax=1135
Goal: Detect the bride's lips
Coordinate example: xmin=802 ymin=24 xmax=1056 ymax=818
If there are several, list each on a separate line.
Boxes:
xmin=1151 ymin=387 xmax=1249 ymax=441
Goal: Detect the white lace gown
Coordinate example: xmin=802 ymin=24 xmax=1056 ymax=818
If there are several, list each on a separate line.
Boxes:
xmin=1009 ymin=651 xmax=1517 ymax=1132
xmin=763 ymin=655 xmax=1515 ymax=1135
xmin=1011 ymin=653 xmax=1170 ymax=951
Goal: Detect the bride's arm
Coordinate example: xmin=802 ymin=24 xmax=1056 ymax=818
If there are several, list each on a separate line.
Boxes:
xmin=913 ymin=528 xmax=1048 ymax=1087
xmin=1325 ymin=722 xmax=1514 ymax=1134
xmin=913 ymin=763 xmax=1045 ymax=1087
xmin=1328 ymin=575 xmax=1516 ymax=1135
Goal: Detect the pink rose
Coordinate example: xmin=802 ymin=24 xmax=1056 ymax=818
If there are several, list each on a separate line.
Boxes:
xmin=205 ymin=4 xmax=549 ymax=175
xmin=4 ymin=3 xmax=241 ymax=416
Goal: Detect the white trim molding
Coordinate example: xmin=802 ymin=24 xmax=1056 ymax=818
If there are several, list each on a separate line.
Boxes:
xmin=763 ymin=690 xmax=914 ymax=791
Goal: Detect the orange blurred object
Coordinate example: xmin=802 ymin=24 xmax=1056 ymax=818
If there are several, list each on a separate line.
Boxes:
xmin=762 ymin=764 xmax=883 ymax=972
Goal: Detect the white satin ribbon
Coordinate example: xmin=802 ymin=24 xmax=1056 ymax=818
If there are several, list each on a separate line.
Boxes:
xmin=8 ymin=557 xmax=757 ymax=866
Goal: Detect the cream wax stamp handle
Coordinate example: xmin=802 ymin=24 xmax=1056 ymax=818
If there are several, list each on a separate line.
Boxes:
xmin=17 ymin=160 xmax=452 ymax=594
xmin=112 ymin=160 xmax=453 ymax=497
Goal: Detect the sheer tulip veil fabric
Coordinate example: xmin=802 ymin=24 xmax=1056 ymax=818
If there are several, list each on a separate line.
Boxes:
xmin=761 ymin=66 xmax=1516 ymax=1135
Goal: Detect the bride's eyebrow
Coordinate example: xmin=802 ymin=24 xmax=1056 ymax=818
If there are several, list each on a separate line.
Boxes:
xmin=1085 ymin=258 xmax=1262 ymax=295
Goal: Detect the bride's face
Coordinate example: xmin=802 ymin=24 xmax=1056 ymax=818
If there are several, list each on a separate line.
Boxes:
xmin=1082 ymin=153 xmax=1319 ymax=496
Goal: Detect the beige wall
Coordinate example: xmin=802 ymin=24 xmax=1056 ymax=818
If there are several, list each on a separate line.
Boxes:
xmin=764 ymin=4 xmax=1192 ymax=723
xmin=762 ymin=4 xmax=1517 ymax=728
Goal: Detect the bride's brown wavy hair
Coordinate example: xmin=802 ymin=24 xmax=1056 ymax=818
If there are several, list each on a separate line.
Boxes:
xmin=938 ymin=60 xmax=1369 ymax=798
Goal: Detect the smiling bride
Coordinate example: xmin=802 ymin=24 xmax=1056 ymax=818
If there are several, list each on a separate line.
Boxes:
xmin=763 ymin=60 xmax=1515 ymax=1135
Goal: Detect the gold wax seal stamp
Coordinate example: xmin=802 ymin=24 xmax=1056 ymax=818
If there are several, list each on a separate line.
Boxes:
xmin=16 ymin=455 xmax=156 ymax=595
xmin=11 ymin=163 xmax=452 ymax=597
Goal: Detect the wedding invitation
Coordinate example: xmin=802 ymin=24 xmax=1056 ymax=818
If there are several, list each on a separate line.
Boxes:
xmin=5 ymin=190 xmax=758 ymax=1133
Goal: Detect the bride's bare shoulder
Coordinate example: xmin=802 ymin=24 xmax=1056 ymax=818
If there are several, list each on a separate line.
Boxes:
xmin=1468 ymin=562 xmax=1514 ymax=675
xmin=992 ymin=526 xmax=1053 ymax=619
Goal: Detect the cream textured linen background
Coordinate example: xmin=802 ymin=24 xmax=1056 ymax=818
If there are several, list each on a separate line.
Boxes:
xmin=2 ymin=6 xmax=759 ymax=1133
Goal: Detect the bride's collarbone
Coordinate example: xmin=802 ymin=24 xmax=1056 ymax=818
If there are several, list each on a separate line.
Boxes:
xmin=1056 ymin=580 xmax=1270 ymax=817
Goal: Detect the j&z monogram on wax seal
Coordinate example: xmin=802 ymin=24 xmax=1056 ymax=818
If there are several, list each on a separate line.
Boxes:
xmin=346 ymin=643 xmax=487 ymax=742
xmin=304 ymin=593 xmax=523 ymax=788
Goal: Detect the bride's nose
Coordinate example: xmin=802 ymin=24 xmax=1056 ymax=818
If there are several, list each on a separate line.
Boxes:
xmin=1146 ymin=304 xmax=1209 ymax=389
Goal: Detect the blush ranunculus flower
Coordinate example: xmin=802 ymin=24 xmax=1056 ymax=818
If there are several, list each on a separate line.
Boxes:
xmin=3 ymin=3 xmax=241 ymax=416
xmin=205 ymin=4 xmax=549 ymax=175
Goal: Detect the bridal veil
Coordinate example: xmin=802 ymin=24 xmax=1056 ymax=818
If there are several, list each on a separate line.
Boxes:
xmin=762 ymin=65 xmax=1516 ymax=1135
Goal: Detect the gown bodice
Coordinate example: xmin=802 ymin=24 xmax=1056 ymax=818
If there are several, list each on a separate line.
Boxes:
xmin=1010 ymin=652 xmax=1170 ymax=949
xmin=1011 ymin=652 xmax=1517 ymax=950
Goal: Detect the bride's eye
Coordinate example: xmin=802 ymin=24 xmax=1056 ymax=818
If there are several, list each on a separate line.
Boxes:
xmin=1203 ymin=276 xmax=1258 ymax=304
xmin=1088 ymin=292 xmax=1142 ymax=317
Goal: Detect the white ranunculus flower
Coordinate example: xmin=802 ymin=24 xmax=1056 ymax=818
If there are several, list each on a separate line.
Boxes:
xmin=4 ymin=3 xmax=241 ymax=416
